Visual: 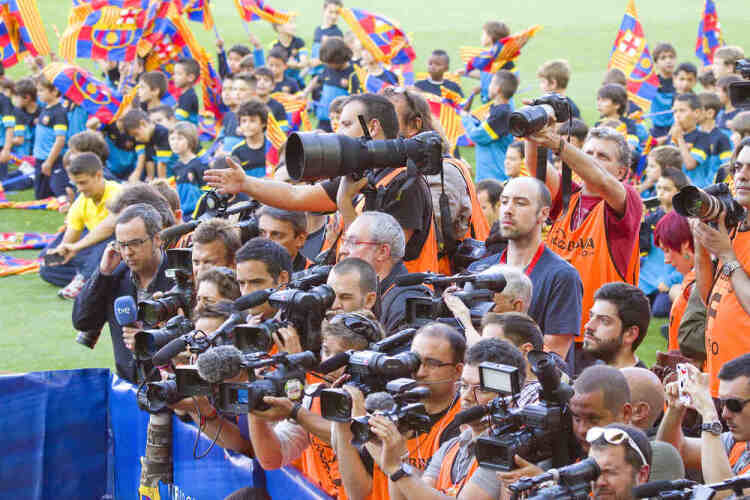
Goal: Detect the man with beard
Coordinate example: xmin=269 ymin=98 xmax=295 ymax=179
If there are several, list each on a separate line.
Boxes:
xmin=583 ymin=283 xmax=651 ymax=369
xmin=587 ymin=424 xmax=652 ymax=500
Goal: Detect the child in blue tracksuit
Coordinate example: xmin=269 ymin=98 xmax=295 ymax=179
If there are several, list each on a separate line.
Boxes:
xmin=314 ymin=37 xmax=361 ymax=132
xmin=33 ymin=77 xmax=68 ymax=199
xmin=169 ymin=122 xmax=204 ymax=218
xmin=461 ymin=70 xmax=518 ymax=182
xmin=649 ymin=43 xmax=677 ymax=138
xmin=698 ymin=92 xmax=733 ymax=182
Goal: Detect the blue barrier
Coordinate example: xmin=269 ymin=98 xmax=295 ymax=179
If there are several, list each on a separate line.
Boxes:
xmin=0 ymin=369 xmax=332 ymax=500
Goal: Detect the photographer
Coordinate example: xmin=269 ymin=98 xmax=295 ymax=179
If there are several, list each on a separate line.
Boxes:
xmin=205 ymin=93 xmax=438 ymax=273
xmin=328 ymin=258 xmax=378 ymax=314
xmin=331 ymin=323 xmax=464 ymax=500
xmin=588 ymin=424 xmax=652 ymax=500
xmin=526 ymin=124 xmax=643 ymax=366
xmin=195 ymin=267 xmax=241 ymax=310
xmin=374 ymin=338 xmax=527 ymax=500
xmin=257 ymin=206 xmax=311 ymax=272
xmin=338 ymin=212 xmax=431 ymax=334
xmin=245 ymin=311 xmax=384 ymax=499
xmin=191 ymin=218 xmax=241 ymax=278
xmin=695 ymin=138 xmax=750 ymax=398
xmin=72 ymin=204 xmax=175 ymax=383
xmin=657 ymin=354 xmax=750 ymax=494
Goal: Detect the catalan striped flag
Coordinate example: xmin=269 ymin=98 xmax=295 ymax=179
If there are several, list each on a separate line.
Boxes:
xmin=234 ymin=0 xmax=292 ymax=25
xmin=271 ymin=91 xmax=312 ymax=132
xmin=0 ymin=0 xmax=49 ymax=67
xmin=0 ymin=12 xmax=18 ymax=68
xmin=184 ymin=0 xmax=214 ymax=29
xmin=265 ymin=111 xmax=286 ymax=172
xmin=607 ymin=0 xmax=659 ymax=112
xmin=422 ymin=91 xmax=466 ymax=152
xmin=463 ymin=25 xmax=542 ymax=73
xmin=695 ymin=0 xmax=723 ymax=66
xmin=339 ymin=7 xmax=415 ymax=65
xmin=0 ymin=232 xmax=55 ymax=251
xmin=0 ymin=252 xmax=41 ymax=277
xmin=42 ymin=62 xmax=128 ymax=124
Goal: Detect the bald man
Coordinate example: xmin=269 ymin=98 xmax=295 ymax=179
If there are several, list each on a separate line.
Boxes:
xmin=622 ymin=367 xmax=686 ymax=482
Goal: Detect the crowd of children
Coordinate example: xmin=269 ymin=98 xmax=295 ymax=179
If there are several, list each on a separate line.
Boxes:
xmin=0 ymin=1 xmax=745 ymax=315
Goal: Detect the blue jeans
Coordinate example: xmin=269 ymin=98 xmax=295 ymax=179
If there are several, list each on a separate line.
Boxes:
xmin=39 ymin=231 xmax=112 ymax=287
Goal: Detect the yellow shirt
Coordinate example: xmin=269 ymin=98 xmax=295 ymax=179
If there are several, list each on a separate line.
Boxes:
xmin=67 ymin=180 xmax=122 ymax=232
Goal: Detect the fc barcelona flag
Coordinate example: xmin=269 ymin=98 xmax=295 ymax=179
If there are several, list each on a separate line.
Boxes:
xmin=42 ymin=62 xmax=127 ymax=124
xmin=184 ymin=0 xmax=214 ymax=29
xmin=60 ymin=2 xmax=147 ymax=61
xmin=462 ymin=25 xmax=542 ymax=73
xmin=695 ymin=0 xmax=723 ymax=66
xmin=234 ymin=0 xmax=292 ymax=25
xmin=265 ymin=112 xmax=286 ymax=171
xmin=0 ymin=0 xmax=49 ymax=67
xmin=339 ymin=7 xmax=415 ymax=65
xmin=607 ymin=0 xmax=659 ymax=112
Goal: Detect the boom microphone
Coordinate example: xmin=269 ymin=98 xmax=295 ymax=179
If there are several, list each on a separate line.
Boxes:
xmin=152 ymin=336 xmax=190 ymax=366
xmin=197 ymin=345 xmax=244 ymax=383
xmin=319 ymin=352 xmax=351 ymax=374
xmin=234 ymin=288 xmax=275 ymax=311
xmin=394 ymin=273 xmax=434 ymax=287
xmin=633 ymin=480 xmax=697 ymax=499
xmin=452 ymin=404 xmax=490 ymax=426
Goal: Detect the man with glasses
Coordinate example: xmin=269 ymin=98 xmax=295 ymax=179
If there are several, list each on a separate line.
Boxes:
xmin=695 ymin=139 xmax=750 ymax=400
xmin=370 ymin=338 xmax=527 ymax=500
xmin=587 ymin=424 xmax=652 ymax=500
xmin=658 ymin=353 xmax=750 ymax=488
xmin=338 ymin=211 xmax=431 ymax=334
xmin=73 ymin=203 xmax=175 ymax=383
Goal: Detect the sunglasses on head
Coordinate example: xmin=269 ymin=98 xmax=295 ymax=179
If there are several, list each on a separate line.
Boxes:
xmin=330 ymin=313 xmax=380 ymax=344
xmin=720 ymin=397 xmax=750 ymax=413
xmin=586 ymin=427 xmax=647 ymax=468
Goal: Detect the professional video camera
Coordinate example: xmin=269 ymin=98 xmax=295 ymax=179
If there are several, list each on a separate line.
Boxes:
xmin=509 ymin=94 xmax=572 ymax=138
xmin=195 ymin=345 xmax=317 ymax=414
xmin=137 ymin=365 xmax=212 ymax=414
xmin=285 ymin=130 xmax=444 ymax=182
xmin=133 ymin=314 xmax=194 ymax=361
xmin=137 ymin=248 xmax=195 ymax=326
xmin=232 ymin=321 xmax=280 ymax=353
xmin=729 ymin=59 xmax=750 ymax=110
xmin=473 ymin=351 xmax=578 ymax=471
xmin=508 ymin=457 xmax=601 ymax=500
xmin=287 ymin=265 xmax=332 ymax=290
xmin=672 ymin=183 xmax=746 ymax=230
xmin=633 ymin=475 xmax=750 ymax=500
xmin=399 ymin=270 xmax=506 ymax=328
xmin=317 ymin=328 xmax=420 ymax=395
xmin=268 ymin=284 xmax=335 ymax=353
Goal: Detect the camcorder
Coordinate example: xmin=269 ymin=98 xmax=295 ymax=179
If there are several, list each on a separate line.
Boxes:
xmin=137 ymin=365 xmax=212 ymax=414
xmin=287 ymin=265 xmax=332 ymax=290
xmin=285 ymin=129 xmax=444 ymax=182
xmin=317 ymin=328 xmax=420 ymax=395
xmin=399 ymin=271 xmax=507 ymax=329
xmin=195 ymin=346 xmax=317 ymax=415
xmin=474 ymin=351 xmax=579 ymax=471
xmin=508 ymin=457 xmax=601 ymax=500
xmin=268 ymin=284 xmax=335 ymax=354
xmin=133 ymin=314 xmax=194 ymax=361
xmin=631 ymin=476 xmax=750 ymax=500
xmin=138 ymin=248 xmax=195 ymax=326
xmin=509 ymin=94 xmax=572 ymax=138
xmin=729 ymin=59 xmax=750 ymax=110
xmin=672 ymin=183 xmax=746 ymax=230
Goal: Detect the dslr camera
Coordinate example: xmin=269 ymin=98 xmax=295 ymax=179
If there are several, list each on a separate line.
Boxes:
xmin=509 ymin=94 xmax=572 ymax=138
xmin=133 ymin=314 xmax=194 ymax=361
xmin=474 ymin=351 xmax=577 ymax=471
xmin=268 ymin=284 xmax=335 ymax=353
xmin=138 ymin=248 xmax=195 ymax=326
xmin=672 ymin=183 xmax=746 ymax=230
xmin=137 ymin=365 xmax=212 ymax=414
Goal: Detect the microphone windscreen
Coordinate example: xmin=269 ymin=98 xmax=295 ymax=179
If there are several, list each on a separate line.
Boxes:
xmin=453 ymin=404 xmax=489 ymax=426
xmin=632 ymin=481 xmax=675 ymax=499
xmin=318 ymin=352 xmax=350 ymax=374
xmin=151 ymin=336 xmax=189 ymax=366
xmin=197 ymin=345 xmax=244 ymax=383
xmin=234 ymin=289 xmax=274 ymax=311
xmin=365 ymin=392 xmax=396 ymax=413
xmin=159 ymin=220 xmax=200 ymax=242
xmin=114 ymin=295 xmax=138 ymax=326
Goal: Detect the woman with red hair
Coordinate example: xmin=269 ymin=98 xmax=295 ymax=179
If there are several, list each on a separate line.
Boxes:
xmin=654 ymin=211 xmax=695 ymax=351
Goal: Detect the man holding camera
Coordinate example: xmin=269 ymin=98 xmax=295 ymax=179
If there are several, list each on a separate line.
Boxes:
xmin=371 ymin=338 xmax=527 ymax=500
xmin=72 ymin=204 xmax=175 ymax=383
xmin=695 ymin=139 xmax=750 ymax=398
xmin=526 ymin=123 xmax=643 ymax=370
xmin=331 ymin=323 xmax=465 ymax=500
xmin=204 ymin=93 xmax=438 ymax=274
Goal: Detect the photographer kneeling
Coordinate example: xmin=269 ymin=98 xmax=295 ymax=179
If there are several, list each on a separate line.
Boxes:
xmin=246 ymin=311 xmax=385 ymax=500
xmin=371 ymin=338 xmax=527 ymax=500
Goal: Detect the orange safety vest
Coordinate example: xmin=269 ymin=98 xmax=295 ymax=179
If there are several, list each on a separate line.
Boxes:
xmin=668 ymin=270 xmax=695 ymax=352
xmin=546 ymin=191 xmax=640 ymax=340
xmin=369 ymin=400 xmax=462 ymax=500
xmin=354 ymin=168 xmax=439 ymax=274
xmin=434 ymin=437 xmax=479 ymax=497
xmin=728 ymin=440 xmax=750 ymax=475
xmin=705 ymin=231 xmax=750 ymax=397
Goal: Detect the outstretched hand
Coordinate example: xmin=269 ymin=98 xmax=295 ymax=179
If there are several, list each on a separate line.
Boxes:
xmin=204 ymin=156 xmax=248 ymax=195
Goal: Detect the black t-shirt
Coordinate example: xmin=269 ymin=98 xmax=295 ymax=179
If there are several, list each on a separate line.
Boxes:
xmin=658 ymin=75 xmax=676 ymax=94
xmin=313 ymin=25 xmax=343 ymax=44
xmin=144 ymin=124 xmax=171 ymax=162
xmin=321 ymin=167 xmax=432 ymax=261
xmin=320 ymin=64 xmax=361 ymax=93
xmin=101 ymin=122 xmax=136 ymax=151
xmin=566 ymin=96 xmax=581 ymax=119
xmin=414 ymin=79 xmax=464 ymax=98
xmin=174 ymin=157 xmax=204 ymax=184
xmin=177 ymin=87 xmax=199 ymax=119
xmin=231 ymin=140 xmax=266 ymax=176
xmin=273 ymin=77 xmax=300 ymax=94
xmin=272 ymin=36 xmax=306 ymax=61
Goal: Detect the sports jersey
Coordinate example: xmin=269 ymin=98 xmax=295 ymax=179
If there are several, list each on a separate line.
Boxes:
xmin=0 ymin=93 xmax=15 ymax=149
xmin=101 ymin=122 xmax=136 ymax=179
xmin=461 ymin=103 xmax=513 ymax=182
xmin=219 ymin=110 xmax=243 ymax=153
xmin=414 ymin=79 xmax=464 ymax=98
xmin=651 ymin=75 xmax=675 ymax=132
xmin=705 ymin=230 xmax=750 ymax=397
xmin=176 ymin=87 xmax=199 ymax=124
xmin=717 ymin=107 xmax=741 ymax=137
xmin=668 ymin=128 xmax=712 ymax=187
xmin=310 ymin=25 xmax=343 ymax=77
xmin=705 ymin=126 xmax=733 ymax=180
xmin=231 ymin=139 xmax=266 ymax=178
xmin=273 ymin=77 xmax=300 ymax=94
xmin=271 ymin=36 xmax=307 ymax=86
xmin=136 ymin=124 xmax=175 ymax=175
xmin=638 ymin=206 xmax=681 ymax=296
xmin=65 ymin=100 xmax=88 ymax=140
xmin=67 ymin=180 xmax=122 ymax=232
xmin=316 ymin=64 xmax=361 ymax=121
xmin=33 ymin=101 xmax=67 ymax=160
xmin=266 ymin=97 xmax=290 ymax=132
xmin=12 ymin=105 xmax=39 ymax=157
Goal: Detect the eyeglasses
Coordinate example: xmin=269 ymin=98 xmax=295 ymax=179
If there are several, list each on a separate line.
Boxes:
xmin=456 ymin=381 xmax=494 ymax=400
xmin=340 ymin=236 xmax=382 ymax=249
xmin=420 ymin=356 xmax=454 ymax=369
xmin=114 ymin=237 xmax=150 ymax=251
xmin=330 ymin=313 xmax=381 ymax=344
xmin=586 ymin=427 xmax=648 ymax=468
xmin=720 ymin=397 xmax=750 ymax=413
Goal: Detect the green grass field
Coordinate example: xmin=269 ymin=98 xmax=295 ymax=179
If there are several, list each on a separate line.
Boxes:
xmin=2 ymin=0 xmax=747 ymax=373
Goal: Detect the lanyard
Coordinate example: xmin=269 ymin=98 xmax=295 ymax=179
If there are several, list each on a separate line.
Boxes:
xmin=499 ymin=243 xmax=545 ymax=276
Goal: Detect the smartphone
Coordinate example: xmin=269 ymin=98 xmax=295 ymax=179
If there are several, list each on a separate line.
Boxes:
xmin=43 ymin=253 xmax=65 ymax=266
xmin=676 ymin=363 xmax=692 ymax=406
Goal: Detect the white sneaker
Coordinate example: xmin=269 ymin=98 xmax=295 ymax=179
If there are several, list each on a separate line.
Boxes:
xmin=58 ymin=273 xmax=85 ymax=300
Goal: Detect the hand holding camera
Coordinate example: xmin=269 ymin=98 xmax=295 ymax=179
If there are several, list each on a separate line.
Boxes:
xmin=369 ymin=414 xmax=409 ymax=475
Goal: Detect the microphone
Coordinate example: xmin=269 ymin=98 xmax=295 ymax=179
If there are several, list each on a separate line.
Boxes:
xmin=394 ymin=273 xmax=433 ymax=287
xmin=197 ymin=345 xmax=244 ymax=383
xmin=452 ymin=404 xmax=490 ymax=426
xmin=234 ymin=288 xmax=275 ymax=311
xmin=158 ymin=220 xmax=200 ymax=242
xmin=114 ymin=296 xmax=138 ymax=326
xmin=633 ymin=480 xmax=697 ymax=499
xmin=319 ymin=351 xmax=350 ymax=374
xmin=365 ymin=392 xmax=396 ymax=413
xmin=151 ymin=336 xmax=190 ymax=366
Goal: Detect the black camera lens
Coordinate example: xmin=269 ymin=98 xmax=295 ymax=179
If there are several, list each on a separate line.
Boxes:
xmin=320 ymin=389 xmax=353 ymax=422
xmin=509 ymin=106 xmax=551 ymax=137
xmin=138 ymin=297 xmax=180 ymax=326
xmin=75 ymin=329 xmax=102 ymax=349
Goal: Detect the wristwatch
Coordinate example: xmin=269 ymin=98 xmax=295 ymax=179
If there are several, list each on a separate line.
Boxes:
xmin=721 ymin=260 xmax=742 ymax=279
xmin=389 ymin=462 xmax=415 ymax=482
xmin=701 ymin=421 xmax=723 ymax=436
